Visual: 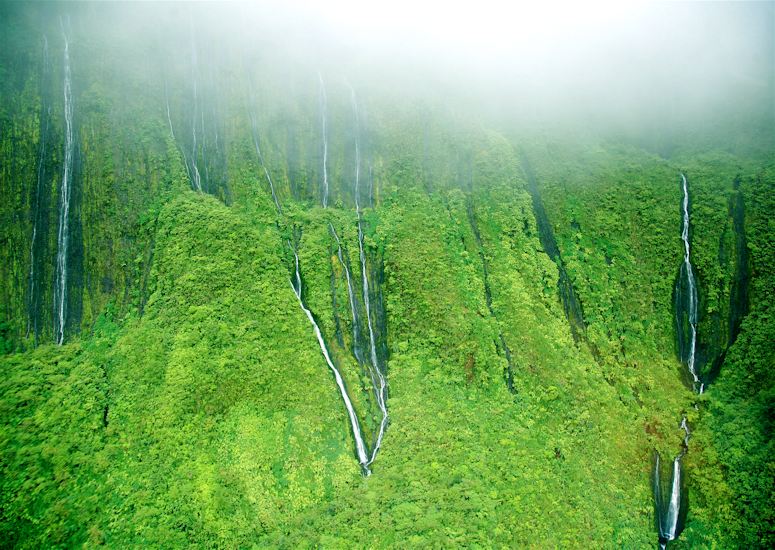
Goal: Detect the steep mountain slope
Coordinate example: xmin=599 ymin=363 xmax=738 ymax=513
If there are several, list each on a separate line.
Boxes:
xmin=1 ymin=3 xmax=772 ymax=548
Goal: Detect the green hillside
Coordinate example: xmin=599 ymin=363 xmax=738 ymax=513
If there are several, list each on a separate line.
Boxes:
xmin=1 ymin=3 xmax=772 ymax=548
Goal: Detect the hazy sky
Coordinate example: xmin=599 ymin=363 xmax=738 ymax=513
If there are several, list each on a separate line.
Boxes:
xmin=35 ymin=0 xmax=772 ymax=137
xmin=227 ymin=1 xmax=773 ymax=119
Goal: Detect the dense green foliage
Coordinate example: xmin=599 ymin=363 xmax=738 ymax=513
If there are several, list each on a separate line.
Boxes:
xmin=1 ymin=3 xmax=772 ymax=548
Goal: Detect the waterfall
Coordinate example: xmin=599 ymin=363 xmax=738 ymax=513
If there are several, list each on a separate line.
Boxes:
xmin=664 ymin=457 xmax=682 ymax=540
xmin=247 ymin=88 xmax=281 ymax=214
xmin=27 ymin=35 xmax=51 ymax=340
xmin=289 ymin=242 xmax=370 ymax=474
xmin=679 ymin=173 xmax=702 ymax=392
xmin=54 ymin=20 xmax=74 ymax=346
xmin=655 ymin=173 xmax=704 ymax=547
xmin=318 ymin=72 xmax=329 ymax=208
xmin=164 ymin=79 xmax=176 ymax=141
xmin=242 ymin=81 xmax=371 ymax=473
xmin=330 ymin=224 xmax=365 ymax=365
xmin=359 ymin=214 xmax=388 ymax=465
xmin=663 ymin=415 xmax=691 ymax=543
xmin=368 ymin=161 xmax=374 ymax=208
xmin=348 ymin=82 xmax=388 ymax=466
xmin=654 ymin=418 xmax=690 ymax=546
xmin=188 ymin=17 xmax=202 ymax=192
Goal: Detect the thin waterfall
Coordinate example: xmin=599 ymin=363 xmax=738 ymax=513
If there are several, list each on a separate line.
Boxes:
xmin=289 ymin=241 xmax=371 ymax=474
xmin=368 ymin=161 xmax=374 ymax=208
xmin=165 ymin=77 xmax=195 ymax=189
xmin=348 ymin=82 xmax=388 ymax=466
xmin=330 ymin=224 xmax=364 ymax=365
xmin=164 ymin=78 xmax=176 ymax=141
xmin=664 ymin=457 xmax=682 ymax=540
xmin=657 ymin=418 xmax=690 ymax=546
xmin=246 ymin=82 xmax=281 ymax=213
xmin=679 ymin=173 xmax=702 ymax=392
xmin=27 ymin=35 xmax=51 ymax=340
xmin=245 ymin=97 xmax=371 ymax=473
xmin=359 ymin=214 xmax=388 ymax=466
xmin=655 ymin=173 xmax=703 ymax=548
xmin=189 ymin=16 xmax=202 ymax=192
xmin=318 ymin=72 xmax=329 ymax=208
xmin=54 ymin=20 xmax=74 ymax=346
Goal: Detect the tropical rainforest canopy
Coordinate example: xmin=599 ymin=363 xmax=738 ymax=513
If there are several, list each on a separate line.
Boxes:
xmin=1 ymin=1 xmax=773 ymax=548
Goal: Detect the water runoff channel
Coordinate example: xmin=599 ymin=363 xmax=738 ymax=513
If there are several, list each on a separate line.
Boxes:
xmin=251 ymin=74 xmax=387 ymax=475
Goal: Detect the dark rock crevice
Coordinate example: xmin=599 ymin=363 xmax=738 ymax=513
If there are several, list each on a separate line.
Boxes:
xmin=26 ymin=35 xmax=54 ymax=343
xmin=520 ymin=153 xmax=588 ymax=347
xmin=703 ymin=178 xmax=750 ymax=386
xmin=465 ymin=198 xmax=515 ymax=393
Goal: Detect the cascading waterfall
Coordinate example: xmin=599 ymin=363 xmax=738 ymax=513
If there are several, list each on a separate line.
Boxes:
xmin=665 ymin=457 xmax=682 ymax=538
xmin=54 ymin=20 xmax=74 ymax=346
xmin=164 ymin=78 xmax=175 ymax=141
xmin=318 ymin=72 xmax=329 ymax=208
xmin=358 ymin=213 xmax=388 ymax=465
xmin=348 ymin=82 xmax=388 ymax=466
xmin=678 ymin=173 xmax=702 ymax=393
xmin=655 ymin=418 xmax=690 ymax=548
xmin=247 ymin=85 xmax=281 ymax=213
xmin=289 ymin=242 xmax=371 ymax=474
xmin=655 ymin=173 xmax=703 ymax=548
xmin=188 ymin=18 xmax=203 ymax=192
xmin=245 ymin=90 xmax=374 ymax=473
xmin=164 ymin=77 xmax=195 ymax=188
xmin=330 ymin=224 xmax=365 ymax=365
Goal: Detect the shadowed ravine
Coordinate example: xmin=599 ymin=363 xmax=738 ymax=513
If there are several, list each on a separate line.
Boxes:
xmin=465 ymin=199 xmax=516 ymax=392
xmin=26 ymin=35 xmax=52 ymax=342
xmin=520 ymin=153 xmax=589 ymax=346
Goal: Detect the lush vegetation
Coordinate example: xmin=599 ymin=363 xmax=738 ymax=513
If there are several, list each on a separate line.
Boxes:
xmin=1 ymin=3 xmax=772 ymax=548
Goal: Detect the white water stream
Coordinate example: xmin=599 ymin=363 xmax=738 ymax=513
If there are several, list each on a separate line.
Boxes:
xmin=55 ymin=21 xmax=74 ymax=345
xmin=680 ymin=173 xmax=701 ymax=393
xmin=290 ymin=242 xmax=371 ymax=473
xmin=330 ymin=224 xmax=364 ymax=365
xmin=189 ymin=19 xmax=202 ymax=192
xmin=657 ymin=174 xmax=704 ymax=547
xmin=248 ymin=105 xmax=281 ymax=214
xmin=318 ymin=72 xmax=329 ymax=208
xmin=348 ymin=83 xmax=388 ymax=465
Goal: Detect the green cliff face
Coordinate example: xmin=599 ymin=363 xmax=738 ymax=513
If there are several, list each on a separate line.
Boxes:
xmin=1 ymin=3 xmax=772 ymax=548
